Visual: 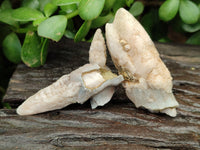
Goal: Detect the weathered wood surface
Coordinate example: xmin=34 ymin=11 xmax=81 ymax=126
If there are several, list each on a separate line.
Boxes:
xmin=1 ymin=38 xmax=200 ymax=150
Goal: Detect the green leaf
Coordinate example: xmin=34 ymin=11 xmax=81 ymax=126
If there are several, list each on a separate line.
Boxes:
xmin=91 ymin=12 xmax=113 ymax=28
xmin=186 ymin=31 xmax=200 ymax=45
xmin=141 ymin=9 xmax=159 ymax=38
xmin=159 ymin=0 xmax=180 ymax=22
xmin=179 ymin=0 xmax=200 ymax=24
xmin=33 ymin=17 xmax=47 ymax=27
xmin=64 ymin=30 xmax=75 ymax=39
xmin=64 ymin=19 xmax=76 ymax=39
xmin=0 ymin=23 xmax=11 ymax=42
xmin=33 ymin=17 xmax=47 ymax=26
xmin=22 ymin=0 xmax=40 ymax=9
xmin=103 ymin=0 xmax=116 ymax=13
xmin=1 ymin=0 xmax=12 ymax=9
xmin=129 ymin=1 xmax=144 ymax=17
xmin=21 ymin=31 xmax=49 ymax=67
xmin=60 ymin=4 xmax=77 ymax=13
xmin=113 ymin=0 xmax=126 ymax=13
xmin=158 ymin=37 xmax=171 ymax=43
xmin=66 ymin=19 xmax=75 ymax=30
xmin=53 ymin=0 xmax=80 ymax=6
xmin=78 ymin=0 xmax=105 ymax=20
xmin=44 ymin=3 xmax=58 ymax=17
xmin=12 ymin=7 xmax=44 ymax=21
xmin=126 ymin=0 xmax=134 ymax=7
xmin=141 ymin=12 xmax=154 ymax=37
xmin=0 ymin=9 xmax=18 ymax=26
xmin=2 ymin=32 xmax=21 ymax=64
xmin=38 ymin=0 xmax=52 ymax=11
xmin=38 ymin=15 xmax=67 ymax=41
xmin=74 ymin=20 xmax=91 ymax=42
xmin=182 ymin=20 xmax=200 ymax=32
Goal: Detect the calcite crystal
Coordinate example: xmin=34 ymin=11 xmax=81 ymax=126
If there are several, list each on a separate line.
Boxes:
xmin=89 ymin=29 xmax=116 ymax=109
xmin=17 ymin=8 xmax=179 ymax=117
xmin=17 ymin=64 xmax=124 ymax=115
xmin=89 ymin=29 xmax=107 ymax=67
xmin=105 ymin=8 xmax=179 ymax=117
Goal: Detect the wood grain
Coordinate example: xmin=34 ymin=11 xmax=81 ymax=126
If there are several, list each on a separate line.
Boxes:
xmin=1 ymin=38 xmax=200 ymax=150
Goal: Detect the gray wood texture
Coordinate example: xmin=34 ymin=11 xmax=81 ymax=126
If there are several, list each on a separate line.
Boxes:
xmin=1 ymin=38 xmax=200 ymax=150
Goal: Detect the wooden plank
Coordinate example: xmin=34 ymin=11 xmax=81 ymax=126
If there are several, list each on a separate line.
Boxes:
xmin=1 ymin=38 xmax=200 ymax=149
xmin=0 ymin=105 xmax=199 ymax=149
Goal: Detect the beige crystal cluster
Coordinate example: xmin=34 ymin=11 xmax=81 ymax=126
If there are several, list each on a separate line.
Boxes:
xmin=17 ymin=8 xmax=179 ymax=117
xmin=17 ymin=29 xmax=124 ymax=116
xmin=106 ymin=8 xmax=179 ymax=117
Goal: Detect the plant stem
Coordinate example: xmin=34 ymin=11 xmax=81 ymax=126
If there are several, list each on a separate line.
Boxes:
xmin=66 ymin=9 xmax=79 ymax=20
xmin=12 ymin=26 xmax=37 ymax=33
xmin=40 ymin=38 xmax=49 ymax=65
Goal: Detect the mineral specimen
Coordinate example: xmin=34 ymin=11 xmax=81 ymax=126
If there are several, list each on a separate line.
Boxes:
xmin=105 ymin=8 xmax=179 ymax=117
xmin=17 ymin=64 xmax=123 ymax=115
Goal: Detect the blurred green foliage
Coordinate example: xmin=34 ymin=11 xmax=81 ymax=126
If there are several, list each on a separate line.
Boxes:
xmin=0 ymin=0 xmax=199 ymax=108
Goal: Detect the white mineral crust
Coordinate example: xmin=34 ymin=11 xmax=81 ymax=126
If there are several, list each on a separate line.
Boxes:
xmin=89 ymin=29 xmax=116 ymax=109
xmin=105 ymin=8 xmax=179 ymax=117
xmin=17 ymin=64 xmax=124 ymax=115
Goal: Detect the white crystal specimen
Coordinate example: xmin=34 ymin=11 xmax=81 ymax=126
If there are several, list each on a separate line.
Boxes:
xmin=91 ymin=86 xmax=115 ymax=109
xmin=16 ymin=8 xmax=179 ymax=117
xmin=17 ymin=64 xmax=124 ymax=115
xmin=89 ymin=29 xmax=107 ymax=67
xmin=82 ymin=70 xmax=105 ymax=89
xmin=105 ymin=8 xmax=179 ymax=117
xmin=89 ymin=29 xmax=116 ymax=109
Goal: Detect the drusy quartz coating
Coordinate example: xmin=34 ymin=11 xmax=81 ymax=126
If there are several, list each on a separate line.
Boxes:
xmin=17 ymin=64 xmax=123 ymax=115
xmin=105 ymin=8 xmax=179 ymax=117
